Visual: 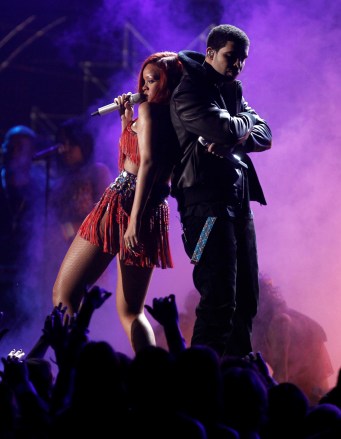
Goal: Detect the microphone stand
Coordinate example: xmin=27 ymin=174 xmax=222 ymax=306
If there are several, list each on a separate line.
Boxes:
xmin=44 ymin=156 xmax=52 ymax=223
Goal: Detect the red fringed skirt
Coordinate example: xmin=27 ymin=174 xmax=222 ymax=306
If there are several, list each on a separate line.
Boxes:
xmin=78 ymin=170 xmax=173 ymax=269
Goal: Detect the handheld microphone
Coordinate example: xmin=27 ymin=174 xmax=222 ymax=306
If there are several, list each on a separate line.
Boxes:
xmin=91 ymin=93 xmax=144 ymax=117
xmin=198 ymin=136 xmax=248 ymax=168
xmin=32 ymin=143 xmax=64 ymax=161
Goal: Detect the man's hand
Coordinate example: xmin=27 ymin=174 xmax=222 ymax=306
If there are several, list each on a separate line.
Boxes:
xmin=207 ymin=142 xmax=229 ymax=158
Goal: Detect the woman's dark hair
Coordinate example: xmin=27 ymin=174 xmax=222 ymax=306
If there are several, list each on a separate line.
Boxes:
xmin=56 ymin=118 xmax=94 ymax=164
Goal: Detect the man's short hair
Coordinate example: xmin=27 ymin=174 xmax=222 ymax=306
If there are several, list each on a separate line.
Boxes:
xmin=207 ymin=24 xmax=250 ymax=51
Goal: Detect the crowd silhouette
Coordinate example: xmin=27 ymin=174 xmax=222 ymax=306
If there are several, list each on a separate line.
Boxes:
xmin=1 ymin=288 xmax=341 ymax=438
xmin=154 ymin=276 xmax=335 ymax=408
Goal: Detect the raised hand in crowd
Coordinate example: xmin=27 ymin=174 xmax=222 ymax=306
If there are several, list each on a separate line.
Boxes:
xmin=1 ymin=349 xmax=31 ymax=391
xmin=75 ymin=285 xmax=112 ymax=332
xmin=244 ymin=351 xmax=278 ymax=388
xmin=26 ymin=302 xmax=69 ymax=365
xmin=49 ymin=286 xmax=111 ymax=413
xmin=1 ymin=347 xmax=51 ymax=434
xmin=145 ymin=294 xmax=186 ymax=355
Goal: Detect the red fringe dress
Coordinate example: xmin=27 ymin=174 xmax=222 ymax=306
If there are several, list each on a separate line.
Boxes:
xmin=78 ymin=120 xmax=173 ymax=269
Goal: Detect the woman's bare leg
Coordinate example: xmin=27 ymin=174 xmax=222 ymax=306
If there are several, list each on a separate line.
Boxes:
xmin=116 ymin=259 xmax=156 ymax=353
xmin=53 ymin=235 xmax=114 ymax=315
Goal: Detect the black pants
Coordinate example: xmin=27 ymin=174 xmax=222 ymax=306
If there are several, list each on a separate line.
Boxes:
xmin=181 ymin=215 xmax=259 ymax=357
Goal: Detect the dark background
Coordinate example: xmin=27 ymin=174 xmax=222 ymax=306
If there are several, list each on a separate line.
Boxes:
xmin=0 ymin=0 xmax=222 ymax=145
xmin=1 ymin=1 xmax=128 ymax=143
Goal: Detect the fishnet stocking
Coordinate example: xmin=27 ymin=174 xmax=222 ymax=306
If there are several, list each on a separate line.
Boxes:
xmin=53 ymin=235 xmax=114 ymax=315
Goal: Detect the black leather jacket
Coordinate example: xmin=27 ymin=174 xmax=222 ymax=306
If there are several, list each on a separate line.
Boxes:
xmin=170 ymin=50 xmax=272 ymax=213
